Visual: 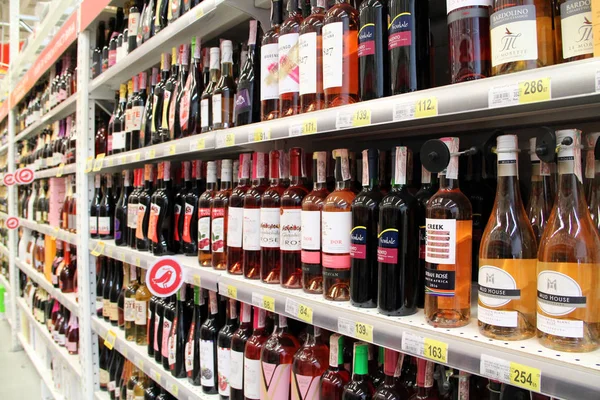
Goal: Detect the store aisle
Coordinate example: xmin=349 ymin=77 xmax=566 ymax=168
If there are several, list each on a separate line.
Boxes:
xmin=0 ymin=320 xmax=41 ymax=399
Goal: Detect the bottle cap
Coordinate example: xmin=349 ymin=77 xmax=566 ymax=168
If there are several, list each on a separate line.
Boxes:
xmin=209 ymin=47 xmax=221 ymax=70
xmin=221 ymin=159 xmax=233 ymax=182
xmin=313 ymin=151 xmax=327 ymax=183
xmin=221 ymin=40 xmax=233 ymax=63
xmin=252 ymin=152 xmax=268 ymax=180
xmin=383 ymin=348 xmax=399 ymax=376
xmin=239 ymin=153 xmax=252 ymax=180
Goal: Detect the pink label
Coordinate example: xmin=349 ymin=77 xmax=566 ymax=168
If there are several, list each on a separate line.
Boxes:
xmin=292 ymin=373 xmax=320 ymax=400
xmin=261 ymin=363 xmax=291 ymax=400
xmin=154 ymin=318 xmax=160 ymax=351
xmin=161 ymin=319 xmax=172 ymax=358
xmin=350 ymin=244 xmax=366 ymax=259
xmin=322 ymin=254 xmax=351 ymax=269
xmin=301 ymin=250 xmax=320 ymax=264
xmin=358 ymin=41 xmax=375 ymax=57
xmin=377 ymin=247 xmax=398 ymax=264
xmin=389 ymin=31 xmax=412 ymax=50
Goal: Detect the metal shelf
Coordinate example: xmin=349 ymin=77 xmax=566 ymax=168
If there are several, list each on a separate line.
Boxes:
xmin=92 ymin=316 xmax=219 ymax=400
xmin=17 ymin=297 xmax=82 ymax=379
xmin=34 ymin=163 xmax=77 ymax=180
xmin=17 ymin=333 xmax=65 ymax=400
xmin=16 ymin=258 xmax=79 ymax=318
xmin=14 ymin=94 xmax=78 ymax=143
xmin=0 ymin=243 xmax=9 ymax=258
xmin=19 ymin=218 xmax=78 ymax=245
xmin=0 ymin=143 xmax=8 ymax=154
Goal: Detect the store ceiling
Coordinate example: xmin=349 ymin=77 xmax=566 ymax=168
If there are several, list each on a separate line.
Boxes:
xmin=0 ymin=0 xmax=46 ymax=44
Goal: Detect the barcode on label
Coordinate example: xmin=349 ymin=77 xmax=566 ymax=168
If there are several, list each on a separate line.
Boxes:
xmin=480 ymin=354 xmax=512 ymax=382
xmin=336 ymin=112 xmax=353 ymax=129
xmin=596 ymin=70 xmax=600 ymax=93
xmin=289 ymin=124 xmax=302 ymax=137
xmin=337 ymin=317 xmax=354 ymax=337
xmin=285 ymin=298 xmax=299 ymax=316
xmin=489 ymin=84 xmax=520 ymax=108
xmin=393 ymin=103 xmax=416 ymax=121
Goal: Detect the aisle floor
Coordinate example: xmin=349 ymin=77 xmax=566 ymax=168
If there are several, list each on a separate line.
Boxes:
xmin=0 ymin=320 xmax=41 ymax=399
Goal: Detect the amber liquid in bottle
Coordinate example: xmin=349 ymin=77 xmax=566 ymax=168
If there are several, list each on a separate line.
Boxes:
xmin=135 ymin=270 xmax=152 ymax=346
xmin=199 ymin=162 xmax=217 ymax=267
xmin=587 ymin=134 xmax=600 ymax=231
xmin=478 ymin=135 xmax=537 ymax=340
xmin=212 ymin=40 xmax=237 ymax=130
xmin=299 ymin=0 xmax=326 ymax=113
xmin=228 ymin=155 xmax=252 ymax=275
xmin=555 ymin=0 xmax=593 ymax=63
xmin=212 ymin=160 xmax=233 ymax=270
xmin=527 ymin=137 xmax=554 ymax=246
xmin=424 ymin=138 xmax=473 ymax=328
xmin=261 ymin=0 xmax=284 ymax=121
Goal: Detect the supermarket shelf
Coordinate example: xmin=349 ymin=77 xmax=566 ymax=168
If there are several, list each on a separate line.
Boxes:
xmin=19 ymin=218 xmax=78 ymax=245
xmin=92 ymin=316 xmax=219 ymax=400
xmin=0 ymin=243 xmax=8 ymax=257
xmin=88 ymin=239 xmax=221 ymax=292
xmin=16 ymin=258 xmax=79 ymax=318
xmin=17 ymin=333 xmax=65 ymax=400
xmin=0 ymin=273 xmax=10 ymax=292
xmin=17 ymin=297 xmax=82 ymax=379
xmin=89 ymin=0 xmax=261 ymax=93
xmin=14 ymin=94 xmax=78 ymax=143
xmin=0 ymin=143 xmax=7 ymax=154
xmin=34 ymin=163 xmax=77 ymax=180
xmin=94 ymin=391 xmax=110 ymax=400
xmin=0 ymin=211 xmax=8 ymax=219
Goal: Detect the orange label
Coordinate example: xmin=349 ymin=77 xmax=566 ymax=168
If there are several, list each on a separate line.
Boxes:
xmin=148 ymin=204 xmax=161 ymax=243
xmin=136 ymin=204 xmax=147 ymax=240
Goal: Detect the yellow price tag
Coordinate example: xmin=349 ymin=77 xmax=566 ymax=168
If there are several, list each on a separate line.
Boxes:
xmin=134 ymin=257 xmax=141 ymax=267
xmin=298 ymin=304 xmax=313 ymax=324
xmin=193 ymin=275 xmax=202 ymax=286
xmin=415 ymin=97 xmax=438 ymax=118
xmin=146 ymin=149 xmax=156 ymax=159
xmin=354 ymin=322 xmax=373 ymax=342
xmin=225 ymin=133 xmax=235 ymax=147
xmin=196 ymin=7 xmax=205 ymax=19
xmin=85 ymin=156 xmax=94 ymax=173
xmin=168 ymin=144 xmax=176 ymax=155
xmin=352 ymin=109 xmax=371 ymax=127
xmin=302 ymin=118 xmax=318 ymax=135
xmin=263 ymin=296 xmax=275 ymax=312
xmin=120 ymin=156 xmax=127 ymax=165
xmin=153 ymin=371 xmax=161 ymax=382
xmin=133 ymin=153 xmax=141 ymax=162
xmin=510 ymin=362 xmax=541 ymax=391
xmin=170 ymin=383 xmax=179 ymax=396
xmin=91 ymin=241 xmax=105 ymax=257
xmin=104 ymin=330 xmax=117 ymax=350
xmin=93 ymin=154 xmax=105 ymax=172
xmin=519 ymin=77 xmax=551 ymax=104
xmin=123 ymin=348 xmax=128 ymax=357
xmin=137 ymin=359 xmax=144 ymax=370
xmin=56 ymin=163 xmax=65 ymax=177
xmin=227 ymin=285 xmax=237 ymax=299
xmin=106 ymin=158 xmax=114 ymax=167
xmin=196 ymin=138 xmax=206 ymax=150
xmin=253 ymin=128 xmax=271 ymax=142
xmin=423 ymin=338 xmax=448 ymax=364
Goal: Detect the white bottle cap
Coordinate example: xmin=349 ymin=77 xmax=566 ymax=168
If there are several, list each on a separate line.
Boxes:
xmin=209 ymin=47 xmax=220 ymax=70
xmin=221 ymin=40 xmax=233 ymax=64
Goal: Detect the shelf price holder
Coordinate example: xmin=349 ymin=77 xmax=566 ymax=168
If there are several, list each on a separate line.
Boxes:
xmin=104 ymin=329 xmax=117 ymax=350
xmin=401 ymin=331 xmax=448 ymax=364
xmin=285 ymin=298 xmax=313 ymax=324
xmin=393 ymin=96 xmax=438 ymax=121
xmin=480 ymin=354 xmax=541 ymax=392
xmin=56 ymin=163 xmax=65 ymax=177
xmin=91 ymin=241 xmax=105 ymax=257
xmin=289 ymin=118 xmax=318 ymax=136
xmin=338 ymin=317 xmax=374 ymax=342
xmin=84 ymin=156 xmax=94 ymax=173
xmin=145 ymin=149 xmax=156 ymax=160
xmin=489 ymin=77 xmax=551 ymax=108
xmin=252 ymin=292 xmax=275 ymax=312
xmin=189 ymin=138 xmax=206 ymax=151
xmin=217 ymin=131 xmax=236 ymax=148
xmin=250 ymin=127 xmax=271 ymax=142
xmin=336 ymin=108 xmax=372 ymax=129
xmin=92 ymin=154 xmax=105 ymax=172
xmin=225 ymin=285 xmax=237 ymax=299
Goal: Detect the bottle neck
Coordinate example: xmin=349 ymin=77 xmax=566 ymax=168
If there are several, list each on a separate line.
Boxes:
xmin=209 ymin=68 xmax=219 ymax=83
xmin=439 ymin=174 xmax=460 ymax=190
xmin=221 ymin=62 xmax=232 ymax=78
xmin=336 ymin=179 xmax=352 ymax=191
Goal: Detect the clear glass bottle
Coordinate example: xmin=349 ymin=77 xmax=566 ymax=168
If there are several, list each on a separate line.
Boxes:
xmin=212 ymin=40 xmax=237 ymax=130
xmin=527 ymin=137 xmax=555 ymax=246
xmin=212 ymin=160 xmax=233 ymax=270
xmin=261 ymin=0 xmax=284 ymax=121
xmin=198 ymin=161 xmax=217 ymax=266
xmin=299 ymin=0 xmax=326 ymax=113
xmin=279 ymin=0 xmax=303 ymax=117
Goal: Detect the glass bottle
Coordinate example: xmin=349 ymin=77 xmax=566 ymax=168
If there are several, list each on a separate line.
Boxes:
xmin=59 ymin=245 xmax=77 ymax=293
xmin=424 ymin=137 xmax=473 ymax=328
xmin=342 ymin=342 xmax=375 ymax=399
xmin=261 ymin=0 xmax=284 ymax=121
xmin=373 ymin=349 xmax=410 ymax=400
xmin=350 ymin=149 xmax=382 ymax=308
xmin=228 ymin=154 xmax=252 ymax=275
xmin=323 ymin=0 xmax=359 ymax=107
xmin=109 ymin=258 xmax=122 ymax=326
xmin=415 ymin=167 xmax=438 ymax=308
xmin=243 ymin=152 xmax=270 ymax=279
xmin=143 ymin=67 xmax=158 ymax=147
xmin=243 ymin=307 xmax=269 ymax=400
xmin=181 ymin=37 xmax=200 ymax=137
xmin=555 ymin=0 xmax=593 ymax=63
xmin=410 ymin=359 xmax=438 ymax=400
xmin=99 ymin=173 xmax=116 ymax=240
xmin=200 ymin=291 xmax=222 ymax=394
xmin=201 ymin=47 xmax=220 ymax=133
xmin=52 ymin=241 xmax=64 ymax=288
xmin=212 ymin=40 xmax=237 ymax=130
xmin=234 ymin=21 xmax=262 ymax=126
xmin=135 ymin=270 xmax=152 ymax=345
xmin=124 ymin=79 xmax=135 ymax=152
xmin=490 ymin=0 xmax=555 ymax=75
xmin=150 ymin=161 xmax=175 ymax=256
xmin=130 ymin=71 xmax=146 ymax=150
xmin=279 ymin=0 xmax=303 ymax=117
xmin=358 ymin=0 xmax=389 ymax=100
xmin=161 ymin=295 xmax=176 ymax=369
xmin=90 ymin=174 xmax=102 ymax=238
xmin=153 ymin=296 xmax=167 ymax=364
xmin=161 ymin=47 xmax=179 ymax=142
xmin=537 ymin=129 xmax=600 ymax=352
xmin=111 ymin=84 xmax=127 ymax=155
xmin=173 ymin=44 xmax=189 ymax=141
xmin=261 ymin=150 xmax=288 ymax=283
xmin=199 ymin=161 xmax=217 ymax=266
xmin=323 ymin=149 xmax=355 ymax=301
xmin=168 ymin=286 xmax=189 ymax=378
xmin=118 ymin=264 xmax=129 ymax=329
xmin=281 ymin=148 xmax=309 ymax=289
xmin=527 ymin=137 xmax=555 ymax=246
xmin=128 ymin=169 xmax=142 ymax=249
xmin=124 ymin=265 xmax=139 ymax=341
xmin=115 ymin=170 xmax=132 ymax=246
xmin=103 ymin=259 xmax=115 ymax=322
xmin=299 ymin=0 xmax=326 ymax=113
xmin=378 ymin=147 xmax=420 ymax=316
xmin=478 ymin=135 xmax=537 ymax=340
xmin=136 ymin=164 xmax=155 ymax=251
xmin=152 ymin=53 xmax=171 ymax=144
xmin=182 ymin=161 xmax=201 ymax=255
xmin=217 ymin=299 xmax=239 ymax=399
xmin=230 ymin=302 xmax=253 ymax=400
xmin=66 ymin=314 xmax=79 ymax=355
xmin=212 ymin=160 xmax=233 ymax=270
xmin=186 ymin=287 xmax=206 ymax=386
xmin=291 ymin=325 xmax=328 ymax=400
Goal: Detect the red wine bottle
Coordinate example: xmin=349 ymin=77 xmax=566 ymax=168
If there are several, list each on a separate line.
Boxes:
xmin=186 ymin=287 xmax=206 ymax=385
xmin=342 ymin=342 xmax=375 ymax=399
xmin=234 ymin=21 xmax=262 ymax=126
xmin=358 ymin=0 xmax=389 ymax=100
xmin=168 ymin=286 xmax=188 ymax=378
xmin=136 ymin=164 xmax=155 ymax=251
xmin=115 ymin=170 xmax=132 ymax=246
xmin=182 ymin=161 xmax=201 ymax=255
xmin=200 ymin=291 xmax=222 ymax=394
xmin=99 ymin=173 xmax=116 ymax=240
xmin=150 ymin=161 xmax=175 ymax=255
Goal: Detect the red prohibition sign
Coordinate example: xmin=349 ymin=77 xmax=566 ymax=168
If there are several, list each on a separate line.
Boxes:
xmin=147 ymin=257 xmax=184 ymax=297
xmin=3 ymin=173 xmax=14 ymax=186
xmin=16 ymin=168 xmax=35 ymax=184
xmin=6 ymin=217 xmax=20 ymax=230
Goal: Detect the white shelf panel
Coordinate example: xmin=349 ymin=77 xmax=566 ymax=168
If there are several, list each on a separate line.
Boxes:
xmin=0 ymin=211 xmax=8 ymax=219
xmin=17 ymin=297 xmax=82 ymax=379
xmin=17 ymin=333 xmax=65 ymax=400
xmin=34 ymin=163 xmax=77 ymax=180
xmin=0 ymin=273 xmax=10 ymax=291
xmin=92 ymin=316 xmax=219 ymax=400
xmin=16 ymin=258 xmax=79 ymax=318
xmin=19 ymin=218 xmax=78 ymax=245
xmin=0 ymin=243 xmax=9 ymax=257
xmin=94 ymin=391 xmax=110 ymax=400
xmin=14 ymin=94 xmax=78 ymax=143
xmin=0 ymin=143 xmax=7 ymax=154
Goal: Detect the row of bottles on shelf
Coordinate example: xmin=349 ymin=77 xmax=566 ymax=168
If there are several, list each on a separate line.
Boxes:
xmin=94 ymin=0 xmax=594 ymax=142
xmin=90 ymin=128 xmax=600 ymax=352
xmin=96 ymin=282 xmax=551 ymax=400
xmin=16 ymin=51 xmax=77 ymax=132
xmin=23 ymin=284 xmax=79 ymax=355
xmin=18 ymin=114 xmax=78 ymax=169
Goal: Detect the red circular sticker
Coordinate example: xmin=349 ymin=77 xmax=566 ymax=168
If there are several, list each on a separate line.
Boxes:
xmin=6 ymin=217 xmax=20 ymax=230
xmin=3 ymin=173 xmax=14 ymax=186
xmin=16 ymin=168 xmax=35 ymax=184
xmin=147 ymin=257 xmax=184 ymax=297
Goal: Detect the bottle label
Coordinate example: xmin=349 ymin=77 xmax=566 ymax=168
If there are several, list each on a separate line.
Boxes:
xmin=212 ymin=94 xmax=222 ymax=124
xmin=198 ymin=208 xmax=211 ymax=251
xmin=560 ymin=1 xmax=593 ymax=59
xmin=537 ymin=269 xmax=587 ymax=318
xmin=235 ymin=88 xmax=251 ymax=115
xmin=244 ymin=357 xmax=261 ymax=399
xmin=99 ymin=369 xmax=109 ymax=385
xmin=478 ymin=305 xmax=518 ymax=327
xmin=350 ymin=226 xmax=367 ymax=259
xmin=490 ymin=5 xmax=538 ymax=67
xmin=89 ymin=217 xmax=97 ymax=235
xmin=131 ymin=106 xmax=144 ymax=131
xmin=261 ymin=43 xmax=280 ymax=101
xmin=125 ymin=108 xmax=133 ymax=133
xmin=128 ymin=12 xmax=140 ymax=35
xmin=174 ymin=204 xmax=182 ymax=241
xmin=200 ymin=98 xmax=210 ymax=128
xmin=243 ymin=208 xmax=261 ymax=251
xmin=169 ymin=86 xmax=179 ymax=132
xmin=217 ymin=346 xmax=231 ymax=396
xmin=446 ymin=0 xmax=492 ymax=14
xmin=291 ymin=373 xmax=320 ymax=400
xmin=389 ymin=12 xmax=413 ymax=50
xmin=377 ymin=228 xmax=399 ymax=263
xmin=278 ymin=33 xmax=300 ymax=95
xmin=301 ymin=210 xmax=321 ymax=263
xmin=182 ymin=203 xmax=195 ymax=244
xmin=227 ymin=207 xmax=244 ymax=248
xmin=109 ymin=302 xmax=119 ymax=321
xmin=103 ymin=298 xmax=110 ymax=318
xmin=425 ymin=266 xmax=456 ymax=296
xmin=162 ymin=90 xmax=172 ymax=129
xmin=113 ymin=130 xmax=126 ymax=150
xmin=148 ymin=203 xmax=161 ymax=243
xmin=200 ymin=339 xmax=215 ymax=386
xmin=211 ymin=208 xmax=225 ymax=252
xmin=162 ymin=318 xmax=172 ymax=358
xmin=180 ymin=74 xmax=192 ymax=130
xmin=280 ymin=209 xmax=302 ymax=251
xmin=299 ymin=32 xmax=318 ymax=96
xmin=185 ymin=332 xmax=194 ymax=372
xmin=98 ymin=216 xmax=111 ymax=235
xmin=260 ymin=207 xmax=281 ymax=248
xmin=322 ymin=211 xmax=351 ymax=254
xmin=261 ymin=362 xmax=291 ymax=400
xmin=135 ymin=300 xmax=147 ymax=325
xmin=154 ymin=317 xmax=160 ymax=352
xmin=124 ymin=298 xmax=136 ymax=322
xmin=127 ymin=202 xmax=137 ymax=228
xmin=230 ymin=350 xmax=244 ymax=390
xmin=425 ymin=218 xmax=457 ymax=264
xmin=168 ymin=333 xmax=177 ymax=365
xmin=322 ymin=22 xmax=343 ymax=90
xmin=537 ymin=313 xmax=584 ymax=338
xmin=136 ymin=204 xmax=147 ymax=240
xmin=358 ymin=23 xmax=376 ymax=57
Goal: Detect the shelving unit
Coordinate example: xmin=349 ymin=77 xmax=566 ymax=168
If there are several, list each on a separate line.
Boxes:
xmin=14 ymin=94 xmax=78 ymax=142
xmin=19 ymin=219 xmax=78 ymax=245
xmin=17 ymin=333 xmax=66 ymax=400
xmin=34 ymin=163 xmax=77 ymax=180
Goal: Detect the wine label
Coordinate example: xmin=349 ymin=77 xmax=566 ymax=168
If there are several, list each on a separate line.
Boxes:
xmin=218 ymin=347 xmax=231 ymax=396
xmin=227 ymin=207 xmax=244 ymax=248
xmin=212 ymin=94 xmax=223 ymax=124
xmin=89 ymin=216 xmax=98 ymax=235
xmin=301 ymin=211 xmax=321 ymax=264
xmin=243 ymin=208 xmax=261 ymax=251
xmin=102 ymin=298 xmax=110 ymax=318
xmin=322 ymin=211 xmax=352 ymax=254
xmin=200 ymin=98 xmax=210 ymax=128
xmin=244 ymin=357 xmax=261 ymax=399
xmin=358 ymin=23 xmax=376 ymax=57
xmin=478 ymin=305 xmax=518 ymax=328
xmin=299 ymin=32 xmax=318 ymax=96
xmin=168 ymin=87 xmax=179 ymax=132
xmin=491 ymin=6 xmax=538 ymax=67
xmin=377 ymin=228 xmax=399 ymax=264
xmin=148 ymin=203 xmax=161 ymax=243
xmin=98 ymin=216 xmax=111 ymax=235
xmin=230 ymin=350 xmax=244 ymax=390
xmin=124 ymin=298 xmax=136 ymax=322
xmin=125 ymin=108 xmax=133 ymax=133
xmin=162 ymin=90 xmax=172 ymax=129
xmin=350 ymin=225 xmax=367 ymax=260
xmin=182 ymin=203 xmax=195 ymax=244
xmin=261 ymin=43 xmax=280 ymax=101
xmin=537 ymin=269 xmax=587 ymax=317
xmin=154 ymin=317 xmax=161 ymax=352
xmin=291 ymin=373 xmax=320 ymax=400
xmin=389 ymin=11 xmax=413 ymax=50
xmin=109 ymin=302 xmax=119 ymax=321
xmin=198 ymin=208 xmax=211 ymax=251
xmin=135 ymin=204 xmax=147 ymax=240
xmin=168 ymin=333 xmax=177 ymax=365
xmin=211 ymin=208 xmax=225 ymax=253
xmin=200 ymin=339 xmax=215 ymax=386
xmin=260 ymin=207 xmax=281 ymax=248
xmin=446 ymin=0 xmax=492 ymax=14
xmin=99 ymin=369 xmax=109 ymax=385
xmin=261 ymin=362 xmax=291 ymax=400
xmin=131 ymin=106 xmax=143 ymax=131
xmin=537 ymin=313 xmax=584 ymax=338
xmin=185 ymin=331 xmax=194 ymax=372
xmin=425 ymin=267 xmax=456 ymax=296
xmin=128 ymin=12 xmax=140 ymax=36
xmin=425 ymin=218 xmax=457 ymax=264
xmin=280 ymin=209 xmax=302 ymax=251
xmin=322 ymin=22 xmax=343 ymax=90
xmin=180 ymin=75 xmax=192 ymax=130
xmin=135 ymin=300 xmax=147 ymax=325
xmin=279 ymin=33 xmax=300 ymax=95
xmin=561 ymin=1 xmax=593 ymax=59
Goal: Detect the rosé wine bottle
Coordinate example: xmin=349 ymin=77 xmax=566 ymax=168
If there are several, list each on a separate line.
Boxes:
xmin=228 ymin=154 xmax=252 ymax=275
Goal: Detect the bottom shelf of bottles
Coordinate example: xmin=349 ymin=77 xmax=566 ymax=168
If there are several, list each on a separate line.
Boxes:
xmin=17 ymin=333 xmax=65 ymax=400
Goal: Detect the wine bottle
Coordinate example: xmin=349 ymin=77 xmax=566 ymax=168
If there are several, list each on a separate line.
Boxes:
xmin=261 ymin=0 xmax=284 ymax=121
xmin=291 ymin=325 xmax=328 ymax=400
xmin=320 ymin=334 xmax=350 ymax=399
xmin=350 ymin=149 xmax=382 ymax=307
xmin=181 ymin=37 xmax=200 ymax=137
xmin=59 ymin=245 xmax=77 ymax=294
xmin=358 ymin=0 xmax=389 ymax=100
xmin=556 ymin=0 xmax=593 ymax=63
xmin=199 ymin=161 xmax=217 ymax=266
xmin=160 ymin=47 xmax=179 ymax=142
xmin=128 ymin=2 xmax=140 ymax=52
xmin=66 ymin=313 xmax=79 ymax=355
xmin=173 ymin=44 xmax=189 ymax=140
xmin=230 ymin=302 xmax=252 ymax=400
xmin=373 ymin=349 xmax=409 ymax=400
xmin=212 ymin=160 xmax=233 ymax=270
xmin=161 ymin=294 xmax=176 ymax=369
xmin=243 ymin=307 xmax=269 ymax=400
xmin=150 ymin=161 xmax=175 ymax=255
xmin=201 ymin=291 xmax=222 ymax=394
xmin=136 ymin=164 xmax=155 ymax=251
xmin=124 ymin=79 xmax=134 ymax=152
xmin=527 ymin=137 xmax=554 ymax=246
xmin=109 ymin=259 xmax=123 ymax=326
xmin=186 ymin=287 xmax=206 ymax=385
xmin=342 ymin=342 xmax=375 ymax=399
xmin=152 ymin=53 xmax=171 ymax=144
xmin=415 ymin=167 xmax=438 ymax=308
xmin=143 ymin=67 xmax=157 ymax=147
xmin=279 ymin=0 xmax=303 ymax=117
xmin=125 ymin=265 xmax=140 ymax=341
xmin=243 ymin=152 xmax=269 ymax=279
xmin=412 ymin=359 xmax=437 ymax=400
xmin=135 ymin=269 xmax=152 ymax=345
xmin=226 ymin=154 xmax=251 ymax=274
xmin=90 ymin=174 xmax=102 ymax=238
xmin=168 ymin=286 xmax=188 ymax=378
xmin=130 ymin=71 xmax=146 ymax=150
xmin=299 ymin=0 xmax=326 ymax=113
xmin=234 ymin=21 xmax=261 ymax=126
xmin=182 ymin=161 xmax=201 ymax=255
xmin=115 ymin=170 xmax=132 ymax=246
xmin=99 ymin=173 xmax=116 ymax=240
xmin=128 ymin=169 xmax=142 ymax=249
xmin=153 ymin=296 xmax=167 ymax=363
xmin=212 ymin=40 xmax=237 ymax=130
xmin=478 ymin=135 xmax=537 ymax=340
xmin=201 ymin=47 xmax=220 ymax=133
xmin=217 ymin=299 xmax=239 ymax=399
xmin=103 ymin=259 xmax=115 ymax=322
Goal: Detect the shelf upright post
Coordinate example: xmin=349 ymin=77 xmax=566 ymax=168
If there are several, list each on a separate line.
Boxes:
xmin=76 ymin=26 xmax=100 ymax=397
xmin=6 ymin=0 xmax=20 ymax=352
